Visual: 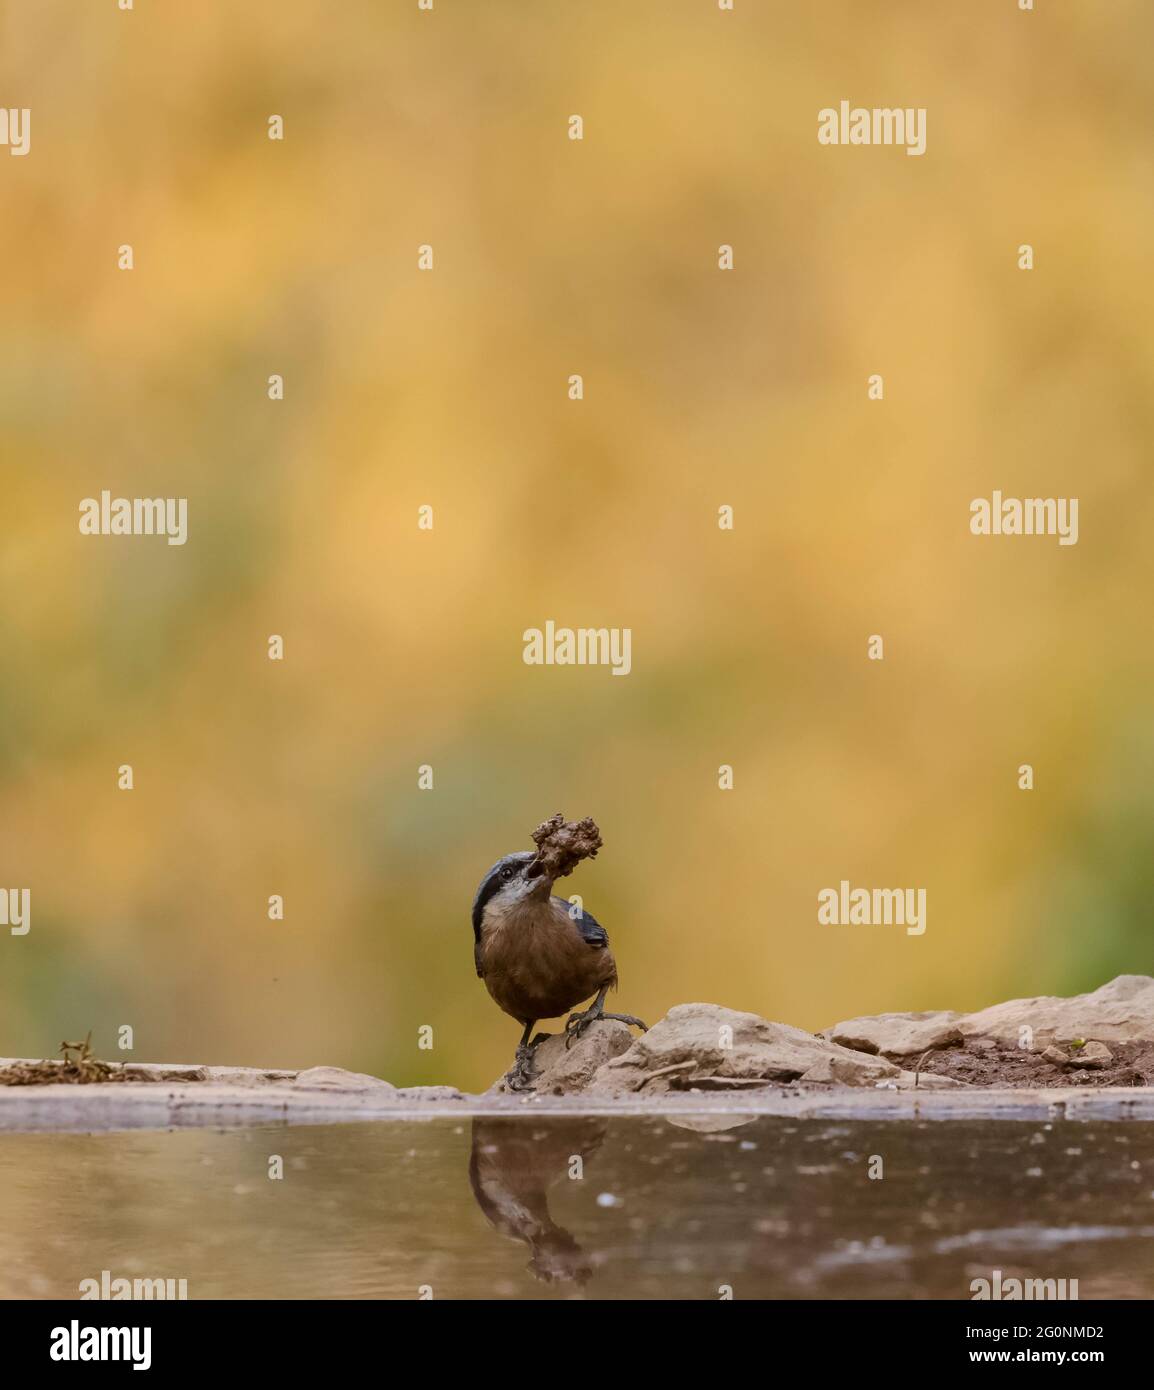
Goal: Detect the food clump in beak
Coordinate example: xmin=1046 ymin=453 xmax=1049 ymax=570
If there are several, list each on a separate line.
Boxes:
xmin=525 ymin=813 xmax=603 ymax=881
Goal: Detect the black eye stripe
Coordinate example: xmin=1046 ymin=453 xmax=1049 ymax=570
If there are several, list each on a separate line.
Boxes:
xmin=472 ymin=855 xmax=533 ymax=939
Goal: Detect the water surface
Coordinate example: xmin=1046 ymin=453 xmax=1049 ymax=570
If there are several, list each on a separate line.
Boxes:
xmin=1 ymin=1115 xmax=1151 ymax=1299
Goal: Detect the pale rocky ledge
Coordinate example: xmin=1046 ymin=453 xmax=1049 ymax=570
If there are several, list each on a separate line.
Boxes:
xmin=3 ymin=975 xmax=1154 ymax=1132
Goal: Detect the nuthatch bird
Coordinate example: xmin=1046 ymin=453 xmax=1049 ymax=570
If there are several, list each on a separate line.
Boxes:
xmin=472 ymin=850 xmax=647 ymax=1090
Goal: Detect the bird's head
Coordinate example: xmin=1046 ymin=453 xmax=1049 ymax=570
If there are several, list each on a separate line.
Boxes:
xmin=472 ymin=851 xmax=555 ymax=932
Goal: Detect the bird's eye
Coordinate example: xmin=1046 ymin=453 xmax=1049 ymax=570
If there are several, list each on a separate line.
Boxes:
xmin=501 ymin=864 xmax=517 ymax=880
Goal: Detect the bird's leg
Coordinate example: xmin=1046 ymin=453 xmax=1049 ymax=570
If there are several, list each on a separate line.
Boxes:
xmin=565 ymin=987 xmax=648 ymax=1049
xmin=504 ymin=1020 xmax=543 ymax=1091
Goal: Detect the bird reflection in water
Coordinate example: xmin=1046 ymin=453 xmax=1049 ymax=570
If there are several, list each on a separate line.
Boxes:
xmin=468 ymin=1117 xmax=609 ymax=1285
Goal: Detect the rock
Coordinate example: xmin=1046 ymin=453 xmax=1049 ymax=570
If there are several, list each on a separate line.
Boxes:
xmin=798 ymin=1053 xmax=900 ymax=1086
xmin=958 ymin=975 xmax=1154 ymax=1048
xmin=128 ymin=1064 xmax=210 ymax=1081
xmin=826 ymin=1011 xmax=963 ymax=1057
xmin=894 ymin=1069 xmax=969 ymax=1090
xmin=291 ymin=1067 xmax=396 ymax=1092
xmin=588 ymin=1004 xmax=900 ymax=1098
xmin=1042 ymin=1046 xmax=1071 ymax=1067
xmin=1067 ymin=1042 xmax=1113 ymax=1070
xmin=200 ymin=1067 xmax=299 ymax=1086
xmin=394 ymin=1085 xmax=466 ymax=1102
xmin=489 ymin=1021 xmax=635 ymax=1096
xmin=821 ymin=977 xmax=1154 ymax=1062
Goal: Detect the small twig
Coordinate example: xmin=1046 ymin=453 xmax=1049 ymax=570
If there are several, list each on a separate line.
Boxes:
xmin=635 ymin=1061 xmax=696 ymax=1089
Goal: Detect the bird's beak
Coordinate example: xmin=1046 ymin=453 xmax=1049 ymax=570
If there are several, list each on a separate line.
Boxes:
xmin=522 ymin=858 xmax=553 ymax=896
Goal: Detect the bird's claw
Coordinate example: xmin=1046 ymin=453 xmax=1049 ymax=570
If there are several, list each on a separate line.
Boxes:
xmin=564 ymin=1009 xmax=648 ymax=1049
xmin=603 ymin=1012 xmax=648 ymax=1032
xmin=564 ymin=1010 xmax=594 ymax=1049
xmin=504 ymin=1043 xmax=539 ymax=1092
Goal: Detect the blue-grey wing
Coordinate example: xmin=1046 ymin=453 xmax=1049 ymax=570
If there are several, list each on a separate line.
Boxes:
xmin=554 ymin=897 xmax=609 ymax=949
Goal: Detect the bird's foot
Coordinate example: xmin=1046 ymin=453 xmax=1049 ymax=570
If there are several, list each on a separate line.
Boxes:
xmin=564 ymin=1007 xmax=648 ymax=1049
xmin=504 ymin=1043 xmax=540 ymax=1092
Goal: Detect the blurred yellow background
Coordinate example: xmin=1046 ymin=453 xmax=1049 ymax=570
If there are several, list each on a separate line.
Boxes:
xmin=1 ymin=1 xmax=1151 ymax=1093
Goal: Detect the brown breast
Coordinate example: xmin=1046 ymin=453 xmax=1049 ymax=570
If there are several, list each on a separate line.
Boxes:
xmin=479 ymin=897 xmax=617 ymax=1023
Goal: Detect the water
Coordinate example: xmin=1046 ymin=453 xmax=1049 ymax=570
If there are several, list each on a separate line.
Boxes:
xmin=1 ymin=1115 xmax=1152 ymax=1299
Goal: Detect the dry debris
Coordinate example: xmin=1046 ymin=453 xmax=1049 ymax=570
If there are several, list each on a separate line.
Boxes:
xmin=0 ymin=1034 xmax=200 ymax=1087
xmin=528 ymin=813 xmax=603 ymax=880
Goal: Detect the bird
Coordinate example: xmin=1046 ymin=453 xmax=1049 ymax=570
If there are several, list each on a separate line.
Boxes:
xmin=472 ymin=849 xmax=647 ymax=1090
